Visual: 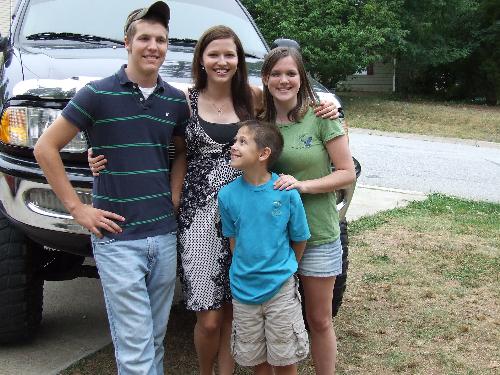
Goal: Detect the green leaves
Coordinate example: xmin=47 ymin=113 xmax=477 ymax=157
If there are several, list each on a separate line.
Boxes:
xmin=242 ymin=0 xmax=497 ymax=103
xmin=242 ymin=0 xmax=403 ymax=86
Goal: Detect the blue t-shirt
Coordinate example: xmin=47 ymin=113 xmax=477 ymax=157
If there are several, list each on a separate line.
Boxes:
xmin=218 ymin=173 xmax=310 ymax=304
xmin=62 ymin=65 xmax=190 ymax=240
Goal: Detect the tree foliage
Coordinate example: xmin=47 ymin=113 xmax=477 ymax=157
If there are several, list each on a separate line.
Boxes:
xmin=395 ymin=0 xmax=499 ymax=104
xmin=241 ymin=0 xmax=404 ymax=87
xmin=242 ymin=0 xmax=499 ymax=104
xmin=473 ymin=0 xmax=500 ymax=104
xmin=395 ymin=0 xmax=480 ymax=96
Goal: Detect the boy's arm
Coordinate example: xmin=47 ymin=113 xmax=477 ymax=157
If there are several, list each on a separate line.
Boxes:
xmin=229 ymin=238 xmax=236 ymax=253
xmin=170 ymin=135 xmax=187 ymax=212
xmin=291 ymin=240 xmax=307 ymax=262
xmin=34 ymin=116 xmax=124 ymax=237
xmin=218 ymin=191 xmax=237 ymax=253
xmin=287 ymin=191 xmax=311 ymax=261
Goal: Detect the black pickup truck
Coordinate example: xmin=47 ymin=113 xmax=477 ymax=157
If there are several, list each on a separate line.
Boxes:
xmin=0 ymin=0 xmax=359 ymax=343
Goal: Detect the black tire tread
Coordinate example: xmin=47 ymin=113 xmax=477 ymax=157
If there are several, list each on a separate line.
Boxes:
xmin=0 ymin=216 xmax=43 ymax=344
xmin=332 ymin=219 xmax=349 ymax=317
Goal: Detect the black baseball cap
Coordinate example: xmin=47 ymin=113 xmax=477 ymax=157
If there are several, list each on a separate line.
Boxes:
xmin=124 ymin=1 xmax=170 ymax=35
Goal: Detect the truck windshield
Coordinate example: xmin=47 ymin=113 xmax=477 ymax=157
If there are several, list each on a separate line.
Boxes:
xmin=19 ymin=0 xmax=268 ymax=58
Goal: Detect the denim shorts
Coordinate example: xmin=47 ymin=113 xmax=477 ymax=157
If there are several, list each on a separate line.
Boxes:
xmin=231 ymin=276 xmax=309 ymax=367
xmin=298 ymin=237 xmax=342 ymax=277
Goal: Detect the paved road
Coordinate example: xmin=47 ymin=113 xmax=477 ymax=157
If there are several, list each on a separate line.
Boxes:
xmin=349 ymin=129 xmax=500 ymax=203
xmin=0 ymin=275 xmax=109 ymax=375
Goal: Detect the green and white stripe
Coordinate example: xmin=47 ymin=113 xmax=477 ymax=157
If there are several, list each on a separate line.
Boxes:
xmin=92 ymin=142 xmax=169 ymax=151
xmin=95 ymin=114 xmax=176 ymax=126
xmin=93 ymin=192 xmax=171 ymax=203
xmin=99 ymin=168 xmax=169 ymax=176
xmin=123 ymin=213 xmax=173 ymax=227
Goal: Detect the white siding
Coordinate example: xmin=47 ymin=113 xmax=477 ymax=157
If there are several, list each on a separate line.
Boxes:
xmin=337 ymin=61 xmax=395 ymax=93
xmin=0 ymin=0 xmax=14 ymax=36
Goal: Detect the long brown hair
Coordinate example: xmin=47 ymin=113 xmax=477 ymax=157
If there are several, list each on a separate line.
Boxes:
xmin=192 ymin=25 xmax=254 ymax=121
xmin=260 ymin=47 xmax=317 ymax=123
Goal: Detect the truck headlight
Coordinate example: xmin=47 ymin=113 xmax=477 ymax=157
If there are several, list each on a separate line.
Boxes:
xmin=0 ymin=107 xmax=87 ymax=152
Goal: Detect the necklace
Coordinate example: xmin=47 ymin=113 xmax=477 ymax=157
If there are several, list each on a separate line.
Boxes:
xmin=201 ymin=91 xmax=231 ymax=117
xmin=210 ymin=101 xmax=226 ymax=117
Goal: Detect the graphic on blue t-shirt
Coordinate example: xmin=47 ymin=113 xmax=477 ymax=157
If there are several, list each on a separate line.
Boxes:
xmin=272 ymin=200 xmax=282 ymax=216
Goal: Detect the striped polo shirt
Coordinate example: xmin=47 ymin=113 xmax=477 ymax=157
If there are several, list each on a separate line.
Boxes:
xmin=62 ymin=65 xmax=190 ymax=240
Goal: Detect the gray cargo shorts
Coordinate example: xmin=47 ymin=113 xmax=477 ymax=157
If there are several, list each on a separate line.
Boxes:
xmin=231 ymin=275 xmax=309 ymax=367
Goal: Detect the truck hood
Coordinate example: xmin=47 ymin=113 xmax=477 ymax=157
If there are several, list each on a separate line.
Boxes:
xmin=14 ymin=44 xmax=264 ymax=99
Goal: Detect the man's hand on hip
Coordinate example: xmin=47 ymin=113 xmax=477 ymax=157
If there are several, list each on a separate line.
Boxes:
xmin=70 ymin=204 xmax=125 ymax=238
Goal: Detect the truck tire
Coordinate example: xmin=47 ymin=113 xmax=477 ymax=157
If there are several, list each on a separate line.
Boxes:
xmin=299 ymin=219 xmax=350 ymax=327
xmin=0 ymin=216 xmax=43 ymax=343
xmin=332 ymin=219 xmax=349 ymax=317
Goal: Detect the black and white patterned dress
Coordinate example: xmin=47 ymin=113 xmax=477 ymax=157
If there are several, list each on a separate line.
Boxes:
xmin=177 ymin=89 xmax=241 ymax=311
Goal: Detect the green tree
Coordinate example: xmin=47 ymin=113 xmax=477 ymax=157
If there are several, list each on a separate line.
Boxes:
xmin=242 ymin=0 xmax=498 ymax=104
xmin=395 ymin=0 xmax=498 ymax=105
xmin=470 ymin=0 xmax=500 ymax=104
xmin=395 ymin=0 xmax=480 ymax=98
xmin=241 ymin=0 xmax=405 ymax=87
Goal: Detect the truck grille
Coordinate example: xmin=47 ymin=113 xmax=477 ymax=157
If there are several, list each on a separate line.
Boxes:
xmin=25 ymin=188 xmax=92 ymax=216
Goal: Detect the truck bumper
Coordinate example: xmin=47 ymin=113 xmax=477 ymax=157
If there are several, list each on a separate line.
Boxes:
xmin=0 ymin=152 xmax=93 ymax=255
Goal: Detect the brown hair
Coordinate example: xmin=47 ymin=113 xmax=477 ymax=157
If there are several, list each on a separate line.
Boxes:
xmin=238 ymin=120 xmax=284 ymax=168
xmin=260 ymin=47 xmax=317 ymax=123
xmin=192 ymin=25 xmax=254 ymax=121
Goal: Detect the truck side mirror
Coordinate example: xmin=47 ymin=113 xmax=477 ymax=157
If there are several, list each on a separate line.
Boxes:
xmin=270 ymin=38 xmax=301 ymax=51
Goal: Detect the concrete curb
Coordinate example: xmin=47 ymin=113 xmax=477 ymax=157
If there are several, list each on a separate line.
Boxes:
xmin=357 ymin=184 xmax=427 ymax=196
xmin=346 ymin=184 xmax=427 ymax=221
xmin=349 ymin=128 xmax=500 ymax=149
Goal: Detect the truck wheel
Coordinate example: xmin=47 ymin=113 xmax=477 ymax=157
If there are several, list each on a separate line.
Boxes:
xmin=0 ymin=216 xmax=43 ymax=343
xmin=332 ymin=219 xmax=349 ymax=317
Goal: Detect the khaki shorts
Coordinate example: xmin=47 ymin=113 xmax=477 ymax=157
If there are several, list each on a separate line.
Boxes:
xmin=231 ymin=276 xmax=309 ymax=367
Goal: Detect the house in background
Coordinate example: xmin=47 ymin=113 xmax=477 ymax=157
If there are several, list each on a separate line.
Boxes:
xmin=0 ymin=0 xmax=14 ymax=36
xmin=337 ymin=60 xmax=396 ymax=93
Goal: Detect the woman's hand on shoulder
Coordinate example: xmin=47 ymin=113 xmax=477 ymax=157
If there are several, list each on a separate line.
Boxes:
xmin=313 ymin=100 xmax=339 ymax=120
xmin=273 ymin=174 xmax=306 ymax=193
xmin=88 ymin=148 xmax=107 ymax=176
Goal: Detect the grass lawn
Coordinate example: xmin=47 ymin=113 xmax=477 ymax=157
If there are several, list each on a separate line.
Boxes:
xmin=339 ymin=92 xmax=500 ymax=143
xmin=61 ymin=194 xmax=500 ymax=375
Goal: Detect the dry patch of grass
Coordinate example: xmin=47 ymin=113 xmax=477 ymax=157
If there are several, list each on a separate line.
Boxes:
xmin=335 ymin=195 xmax=500 ymax=375
xmin=340 ymin=92 xmax=500 ymax=143
xmin=61 ymin=195 xmax=500 ymax=375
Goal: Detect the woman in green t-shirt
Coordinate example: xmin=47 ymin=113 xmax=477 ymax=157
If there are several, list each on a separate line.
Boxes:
xmin=261 ymin=47 xmax=356 ymax=374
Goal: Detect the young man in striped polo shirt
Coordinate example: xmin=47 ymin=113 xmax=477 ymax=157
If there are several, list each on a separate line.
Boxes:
xmin=34 ymin=2 xmax=188 ymax=374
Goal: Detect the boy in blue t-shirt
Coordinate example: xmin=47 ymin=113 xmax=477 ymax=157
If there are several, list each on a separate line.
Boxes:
xmin=218 ymin=120 xmax=311 ymax=374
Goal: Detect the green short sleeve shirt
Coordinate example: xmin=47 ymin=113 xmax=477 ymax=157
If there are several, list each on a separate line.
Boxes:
xmin=273 ymin=108 xmax=345 ymax=246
